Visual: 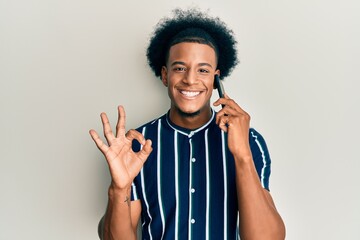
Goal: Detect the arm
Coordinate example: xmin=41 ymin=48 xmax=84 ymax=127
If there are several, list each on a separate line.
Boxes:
xmin=99 ymin=192 xmax=142 ymax=240
xmin=214 ymin=95 xmax=285 ymax=240
xmin=90 ymin=106 xmax=152 ymax=240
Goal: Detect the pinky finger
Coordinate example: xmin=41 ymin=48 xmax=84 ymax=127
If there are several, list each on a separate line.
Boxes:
xmin=89 ymin=129 xmax=109 ymax=154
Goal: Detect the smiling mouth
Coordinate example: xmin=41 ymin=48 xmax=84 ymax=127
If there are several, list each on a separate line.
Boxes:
xmin=180 ymin=90 xmax=201 ymax=97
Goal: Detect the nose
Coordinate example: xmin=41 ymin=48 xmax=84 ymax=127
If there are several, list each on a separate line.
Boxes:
xmin=183 ymin=69 xmax=198 ymax=85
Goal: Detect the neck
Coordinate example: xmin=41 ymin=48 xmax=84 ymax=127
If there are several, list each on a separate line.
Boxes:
xmin=169 ymin=106 xmax=212 ymax=130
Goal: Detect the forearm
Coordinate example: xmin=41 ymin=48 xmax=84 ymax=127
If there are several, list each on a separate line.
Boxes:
xmin=102 ymin=186 xmax=137 ymax=240
xmin=235 ymin=156 xmax=285 ymax=240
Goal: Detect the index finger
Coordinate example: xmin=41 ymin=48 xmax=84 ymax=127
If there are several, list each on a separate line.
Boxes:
xmin=115 ymin=105 xmax=126 ymax=137
xmin=214 ymin=94 xmax=242 ymax=112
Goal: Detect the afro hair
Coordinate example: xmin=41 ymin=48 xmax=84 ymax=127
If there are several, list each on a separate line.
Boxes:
xmin=146 ymin=8 xmax=239 ymax=80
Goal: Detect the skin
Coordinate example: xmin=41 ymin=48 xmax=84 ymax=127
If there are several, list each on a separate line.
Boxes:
xmin=90 ymin=42 xmax=285 ymax=240
xmin=161 ymin=42 xmax=220 ymax=129
xmin=90 ymin=106 xmax=150 ymax=240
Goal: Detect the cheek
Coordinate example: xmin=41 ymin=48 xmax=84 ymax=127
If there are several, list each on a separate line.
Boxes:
xmin=206 ymin=79 xmax=215 ymax=91
xmin=167 ymin=80 xmax=176 ymax=90
xmin=167 ymin=83 xmax=177 ymax=99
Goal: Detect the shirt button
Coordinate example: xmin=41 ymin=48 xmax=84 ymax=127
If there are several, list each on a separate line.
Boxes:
xmin=191 ymin=158 xmax=196 ymax=163
xmin=191 ymin=188 xmax=195 ymax=193
xmin=191 ymin=219 xmax=196 ymax=224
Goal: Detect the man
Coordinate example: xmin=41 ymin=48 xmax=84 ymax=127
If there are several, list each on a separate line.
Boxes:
xmin=90 ymin=8 xmax=285 ymax=240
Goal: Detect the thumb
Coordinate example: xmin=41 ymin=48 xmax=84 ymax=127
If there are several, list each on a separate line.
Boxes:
xmin=138 ymin=139 xmax=153 ymax=160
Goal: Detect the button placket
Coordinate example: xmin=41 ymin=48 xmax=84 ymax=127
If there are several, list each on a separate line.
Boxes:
xmin=188 ymin=137 xmax=197 ymax=231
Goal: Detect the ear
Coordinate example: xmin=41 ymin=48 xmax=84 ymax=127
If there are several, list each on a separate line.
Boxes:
xmin=213 ymin=69 xmax=221 ymax=89
xmin=161 ymin=66 xmax=168 ymax=87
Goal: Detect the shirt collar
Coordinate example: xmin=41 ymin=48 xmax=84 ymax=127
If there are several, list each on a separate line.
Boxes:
xmin=165 ymin=109 xmax=216 ymax=138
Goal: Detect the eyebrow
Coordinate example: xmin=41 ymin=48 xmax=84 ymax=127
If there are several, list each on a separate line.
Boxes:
xmin=170 ymin=61 xmax=214 ymax=68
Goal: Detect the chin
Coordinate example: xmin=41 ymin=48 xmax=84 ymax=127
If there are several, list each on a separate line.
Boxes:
xmin=176 ymin=108 xmax=201 ymax=118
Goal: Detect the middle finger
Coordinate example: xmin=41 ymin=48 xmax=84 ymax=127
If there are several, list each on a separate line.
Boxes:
xmin=101 ymin=112 xmax=115 ymax=143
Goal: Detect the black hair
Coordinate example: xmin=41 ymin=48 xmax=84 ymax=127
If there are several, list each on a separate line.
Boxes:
xmin=146 ymin=8 xmax=239 ymax=80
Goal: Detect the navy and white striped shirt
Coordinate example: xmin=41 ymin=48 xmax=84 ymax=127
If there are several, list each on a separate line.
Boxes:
xmin=131 ymin=109 xmax=271 ymax=240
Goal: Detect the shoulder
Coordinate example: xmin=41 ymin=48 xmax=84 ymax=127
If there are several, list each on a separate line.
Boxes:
xmin=135 ymin=113 xmax=167 ymax=132
xmin=131 ymin=114 xmax=166 ymax=152
xmin=249 ymin=128 xmax=267 ymax=145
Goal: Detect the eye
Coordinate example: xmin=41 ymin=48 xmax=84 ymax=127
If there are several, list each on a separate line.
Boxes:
xmin=173 ymin=67 xmax=186 ymax=72
xmin=199 ymin=68 xmax=210 ymax=74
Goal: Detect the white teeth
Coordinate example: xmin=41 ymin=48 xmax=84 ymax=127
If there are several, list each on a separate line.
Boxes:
xmin=181 ymin=91 xmax=200 ymax=97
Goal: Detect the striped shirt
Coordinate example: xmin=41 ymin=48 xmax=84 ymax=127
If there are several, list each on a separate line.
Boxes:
xmin=131 ymin=109 xmax=271 ymax=240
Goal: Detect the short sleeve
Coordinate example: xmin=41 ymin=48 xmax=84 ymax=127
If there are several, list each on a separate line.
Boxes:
xmin=130 ymin=182 xmax=140 ymax=201
xmin=249 ymin=128 xmax=272 ymax=191
xmin=130 ymin=135 xmax=143 ymax=201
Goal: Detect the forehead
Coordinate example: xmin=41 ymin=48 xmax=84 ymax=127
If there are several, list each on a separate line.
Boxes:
xmin=167 ymin=42 xmax=217 ymax=65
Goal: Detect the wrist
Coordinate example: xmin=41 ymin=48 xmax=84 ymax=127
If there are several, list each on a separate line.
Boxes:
xmin=108 ymin=184 xmax=131 ymax=199
xmin=233 ymin=147 xmax=254 ymax=168
xmin=232 ymin=147 xmax=253 ymax=164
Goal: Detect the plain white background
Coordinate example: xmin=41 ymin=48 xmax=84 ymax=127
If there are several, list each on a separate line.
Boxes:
xmin=1 ymin=0 xmax=359 ymax=239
